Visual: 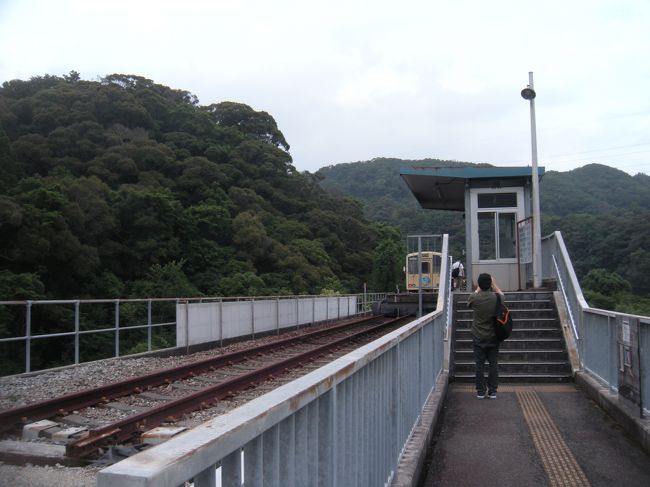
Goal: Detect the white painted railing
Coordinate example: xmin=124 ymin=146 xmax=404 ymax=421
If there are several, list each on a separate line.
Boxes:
xmin=542 ymin=231 xmax=650 ymax=416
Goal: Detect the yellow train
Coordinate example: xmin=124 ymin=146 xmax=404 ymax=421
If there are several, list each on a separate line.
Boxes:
xmin=405 ymin=251 xmax=442 ymax=292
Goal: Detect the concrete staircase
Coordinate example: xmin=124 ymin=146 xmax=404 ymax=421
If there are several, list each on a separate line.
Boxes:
xmin=450 ymin=291 xmax=573 ymax=382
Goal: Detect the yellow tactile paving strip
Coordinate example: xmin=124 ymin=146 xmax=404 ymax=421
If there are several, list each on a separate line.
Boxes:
xmin=517 ymin=389 xmax=590 ymax=487
xmin=454 ymin=383 xmax=589 ymax=486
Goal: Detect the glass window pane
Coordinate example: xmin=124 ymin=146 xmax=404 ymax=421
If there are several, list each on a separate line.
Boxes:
xmin=499 ymin=212 xmax=516 ymax=258
xmin=478 ymin=193 xmax=517 ymax=208
xmin=408 ymin=256 xmax=418 ymax=274
xmin=432 ymin=254 xmax=441 ymax=272
xmin=478 ymin=212 xmax=496 ymax=260
xmin=421 ymin=262 xmax=430 ymax=273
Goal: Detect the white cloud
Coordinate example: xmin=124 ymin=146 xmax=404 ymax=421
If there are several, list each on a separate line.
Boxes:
xmin=335 ymin=66 xmax=420 ymax=105
xmin=0 ymin=0 xmax=648 ymax=175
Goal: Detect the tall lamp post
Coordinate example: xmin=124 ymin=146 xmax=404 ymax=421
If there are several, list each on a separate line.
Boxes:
xmin=521 ymin=72 xmax=542 ymax=288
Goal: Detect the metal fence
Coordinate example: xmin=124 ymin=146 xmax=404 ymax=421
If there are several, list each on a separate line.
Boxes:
xmin=542 ymin=231 xmax=650 ymax=416
xmin=97 ymin=235 xmax=451 ymax=487
xmin=0 ymin=293 xmax=386 ymax=376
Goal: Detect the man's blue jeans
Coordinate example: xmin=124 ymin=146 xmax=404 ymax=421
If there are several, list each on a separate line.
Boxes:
xmin=473 ymin=341 xmax=499 ymax=394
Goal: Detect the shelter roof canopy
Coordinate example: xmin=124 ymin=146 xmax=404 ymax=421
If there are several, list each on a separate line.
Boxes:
xmin=399 ymin=166 xmax=545 ymax=211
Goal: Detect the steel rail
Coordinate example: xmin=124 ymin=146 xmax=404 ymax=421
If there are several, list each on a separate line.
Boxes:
xmin=0 ymin=314 xmax=378 ymax=433
xmin=66 ymin=316 xmax=408 ymax=458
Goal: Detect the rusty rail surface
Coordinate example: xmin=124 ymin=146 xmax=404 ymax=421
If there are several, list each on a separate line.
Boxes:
xmin=0 ymin=314 xmax=379 ymax=434
xmin=67 ymin=315 xmax=408 ymax=458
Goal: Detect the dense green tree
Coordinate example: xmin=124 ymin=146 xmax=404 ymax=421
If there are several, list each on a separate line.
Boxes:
xmin=204 ymin=102 xmax=290 ymax=151
xmin=581 ymin=268 xmax=649 ymax=315
xmin=128 ymin=261 xmax=199 ymax=298
xmin=0 ymin=73 xmax=380 ymax=306
xmin=582 ymin=268 xmax=631 ymax=296
xmin=370 ymin=226 xmax=405 ymax=292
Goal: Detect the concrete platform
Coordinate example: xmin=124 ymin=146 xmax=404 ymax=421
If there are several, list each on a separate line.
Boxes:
xmin=418 ymin=382 xmax=650 ymax=487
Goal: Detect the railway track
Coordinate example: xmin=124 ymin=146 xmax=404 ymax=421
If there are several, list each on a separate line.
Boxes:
xmin=0 ymin=314 xmax=410 ymax=460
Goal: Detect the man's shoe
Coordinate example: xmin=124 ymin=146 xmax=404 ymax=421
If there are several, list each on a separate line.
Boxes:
xmin=488 ymin=392 xmax=497 ymax=399
xmin=477 ymin=393 xmax=486 ymax=399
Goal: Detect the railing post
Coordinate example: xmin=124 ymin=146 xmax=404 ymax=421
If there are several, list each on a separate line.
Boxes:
xmin=219 ymin=298 xmax=223 ymax=347
xmin=251 ymin=298 xmax=255 ymax=339
xmin=114 ymin=300 xmax=120 ymax=358
xmin=25 ymin=301 xmax=32 ymax=373
xmin=147 ymin=300 xmax=152 ymax=352
xmin=193 ymin=465 xmax=216 ymax=487
xmin=609 ymin=315 xmax=617 ymax=392
xmin=185 ymin=300 xmax=190 ymax=353
xmin=276 ymin=298 xmax=280 ymax=335
xmin=243 ymin=437 xmax=263 ymax=485
xmin=221 ymin=449 xmax=242 ymax=486
xmin=418 ymin=327 xmax=423 ymax=410
xmin=74 ymin=301 xmax=80 ymax=365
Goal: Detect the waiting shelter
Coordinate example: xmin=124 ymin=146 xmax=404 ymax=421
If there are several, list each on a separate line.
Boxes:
xmin=400 ymin=166 xmax=544 ymax=291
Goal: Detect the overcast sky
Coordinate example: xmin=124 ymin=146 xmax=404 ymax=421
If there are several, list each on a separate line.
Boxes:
xmin=1 ymin=0 xmax=649 ymax=176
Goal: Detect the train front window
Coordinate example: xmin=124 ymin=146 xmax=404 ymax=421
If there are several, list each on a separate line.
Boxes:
xmin=408 ymin=257 xmax=430 ymax=274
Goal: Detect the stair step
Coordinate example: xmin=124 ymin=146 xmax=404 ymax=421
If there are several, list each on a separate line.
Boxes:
xmin=452 ymin=372 xmax=573 ymax=383
xmin=454 ymin=360 xmax=570 ymax=366
xmin=455 ymin=338 xmax=565 ymax=350
xmin=456 ymin=310 xmax=557 ymax=319
xmin=455 ymin=350 xmax=568 ymax=361
xmin=454 ymin=362 xmax=572 ymax=375
xmin=457 ymin=301 xmax=555 ymax=310
xmin=455 ymin=318 xmax=559 ymax=329
xmin=455 ymin=329 xmax=563 ymax=339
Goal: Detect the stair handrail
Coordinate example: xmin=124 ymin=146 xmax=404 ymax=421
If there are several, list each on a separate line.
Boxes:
xmin=543 ymin=231 xmax=589 ymax=345
xmin=552 ymin=254 xmax=580 ymax=340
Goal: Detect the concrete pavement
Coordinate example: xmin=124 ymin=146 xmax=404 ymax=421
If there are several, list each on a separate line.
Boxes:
xmin=421 ymin=383 xmax=650 ymax=487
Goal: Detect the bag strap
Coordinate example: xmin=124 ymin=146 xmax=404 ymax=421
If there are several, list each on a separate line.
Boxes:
xmin=493 ymin=293 xmax=501 ymax=316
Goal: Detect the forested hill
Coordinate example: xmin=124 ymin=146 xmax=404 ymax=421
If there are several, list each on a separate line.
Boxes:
xmin=540 ymin=164 xmax=650 ymax=216
xmin=0 ymin=73 xmax=383 ymax=300
xmin=316 ymin=158 xmax=650 ymax=303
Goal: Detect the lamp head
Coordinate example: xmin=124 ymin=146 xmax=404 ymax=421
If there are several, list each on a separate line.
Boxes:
xmin=521 ymin=87 xmax=536 ymax=100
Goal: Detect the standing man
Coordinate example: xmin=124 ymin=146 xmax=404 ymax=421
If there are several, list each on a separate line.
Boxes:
xmin=451 ymin=259 xmax=464 ymax=291
xmin=467 ymin=273 xmax=503 ymax=399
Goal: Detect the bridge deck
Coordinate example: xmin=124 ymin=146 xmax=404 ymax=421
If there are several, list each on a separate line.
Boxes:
xmin=421 ymin=383 xmax=650 ymax=487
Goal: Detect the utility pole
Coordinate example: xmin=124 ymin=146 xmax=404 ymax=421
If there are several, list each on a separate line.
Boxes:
xmin=521 ymin=72 xmax=543 ymax=288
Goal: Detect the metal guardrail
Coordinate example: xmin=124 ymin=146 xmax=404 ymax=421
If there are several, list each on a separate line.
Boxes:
xmin=542 ymin=231 xmax=650 ymax=417
xmin=0 ymin=293 xmax=386 ymax=376
xmin=97 ymin=235 xmax=451 ymax=487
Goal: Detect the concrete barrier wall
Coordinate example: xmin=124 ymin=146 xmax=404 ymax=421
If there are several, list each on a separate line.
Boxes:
xmin=176 ymin=296 xmax=360 ymax=347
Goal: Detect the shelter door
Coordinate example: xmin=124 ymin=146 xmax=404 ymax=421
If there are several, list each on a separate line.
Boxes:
xmin=470 ymin=188 xmax=524 ymax=290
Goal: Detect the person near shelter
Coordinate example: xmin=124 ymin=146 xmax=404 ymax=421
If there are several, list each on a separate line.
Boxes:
xmin=451 ymin=259 xmax=464 ymax=291
xmin=467 ymin=273 xmax=503 ymax=399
